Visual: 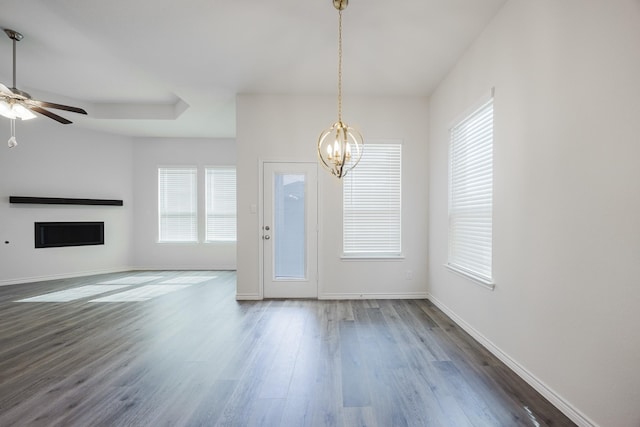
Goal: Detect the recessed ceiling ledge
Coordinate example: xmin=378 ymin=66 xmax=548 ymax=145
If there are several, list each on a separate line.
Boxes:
xmin=90 ymin=99 xmax=190 ymax=120
xmin=10 ymin=86 xmax=190 ymax=121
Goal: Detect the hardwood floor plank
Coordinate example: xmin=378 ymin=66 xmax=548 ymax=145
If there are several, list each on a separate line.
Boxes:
xmin=423 ymin=309 xmax=561 ymax=426
xmin=338 ymin=319 xmax=372 ymax=408
xmin=359 ymin=303 xmax=460 ymax=426
xmin=341 ymin=406 xmax=379 ymax=427
xmin=351 ymin=304 xmax=407 ymax=426
xmin=488 ymin=363 xmax=576 ymax=427
xmin=432 ymin=360 xmax=503 ymax=427
xmin=384 ymin=300 xmax=450 ymax=362
xmin=258 ymin=302 xmax=308 ymax=399
xmin=246 ymin=398 xmax=286 ymax=427
xmin=186 ymin=380 xmax=237 ymax=427
xmin=0 ymin=271 xmax=576 ymax=427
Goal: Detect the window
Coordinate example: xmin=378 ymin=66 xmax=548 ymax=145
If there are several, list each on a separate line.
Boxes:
xmin=343 ymin=141 xmax=402 ymax=257
xmin=205 ymin=167 xmax=237 ymax=242
xmin=448 ymin=96 xmax=494 ymax=284
xmin=158 ymin=167 xmax=198 ymax=242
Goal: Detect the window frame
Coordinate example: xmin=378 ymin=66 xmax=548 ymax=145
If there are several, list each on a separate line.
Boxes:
xmin=342 ymin=140 xmax=403 ymax=259
xmin=204 ymin=166 xmax=237 ymax=243
xmin=158 ymin=167 xmax=199 ymax=243
xmin=447 ymin=92 xmax=495 ymax=288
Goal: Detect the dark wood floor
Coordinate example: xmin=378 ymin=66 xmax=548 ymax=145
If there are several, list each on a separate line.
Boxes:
xmin=0 ymin=271 xmax=575 ymax=427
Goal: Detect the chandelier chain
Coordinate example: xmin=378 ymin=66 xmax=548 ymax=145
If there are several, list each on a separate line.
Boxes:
xmin=337 ymin=9 xmax=343 ymax=123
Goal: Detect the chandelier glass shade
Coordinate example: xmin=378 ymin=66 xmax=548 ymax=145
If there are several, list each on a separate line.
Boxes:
xmin=317 ymin=0 xmax=363 ymax=178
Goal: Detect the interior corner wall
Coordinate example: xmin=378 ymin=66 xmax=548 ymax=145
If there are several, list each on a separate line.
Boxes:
xmin=236 ymin=94 xmax=429 ymax=300
xmin=427 ymin=1 xmax=640 ymax=426
xmin=0 ymin=119 xmax=133 ymax=285
xmin=131 ymin=137 xmax=237 ymax=270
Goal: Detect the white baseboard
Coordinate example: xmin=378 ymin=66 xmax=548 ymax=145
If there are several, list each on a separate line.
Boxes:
xmin=427 ymin=293 xmax=598 ymax=427
xmin=235 ymin=293 xmax=262 ymax=301
xmin=130 ymin=265 xmax=236 ymax=271
xmin=236 ymin=292 xmax=428 ymax=301
xmin=0 ymin=267 xmax=132 ymax=287
xmin=320 ymin=292 xmax=429 ymax=300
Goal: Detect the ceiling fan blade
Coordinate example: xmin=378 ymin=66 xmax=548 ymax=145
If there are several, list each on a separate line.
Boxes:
xmin=30 ymin=100 xmax=87 ymax=115
xmin=0 ymin=83 xmax=14 ymax=95
xmin=28 ymin=106 xmax=73 ymax=124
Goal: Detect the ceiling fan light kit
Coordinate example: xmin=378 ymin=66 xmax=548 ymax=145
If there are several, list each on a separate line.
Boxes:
xmin=1 ymin=28 xmax=88 ymax=147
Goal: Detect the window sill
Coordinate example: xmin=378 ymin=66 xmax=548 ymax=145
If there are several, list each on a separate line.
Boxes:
xmin=341 ymin=254 xmax=405 ymax=261
xmin=445 ymin=264 xmax=495 ymax=290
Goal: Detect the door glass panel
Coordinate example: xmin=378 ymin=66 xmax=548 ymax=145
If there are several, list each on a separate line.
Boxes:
xmin=274 ymin=173 xmax=306 ymax=279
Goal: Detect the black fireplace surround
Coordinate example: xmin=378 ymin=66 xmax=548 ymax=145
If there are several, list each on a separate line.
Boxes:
xmin=35 ymin=222 xmax=104 ymax=248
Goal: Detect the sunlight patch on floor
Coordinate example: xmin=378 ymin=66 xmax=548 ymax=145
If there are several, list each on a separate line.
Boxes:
xmin=159 ymin=276 xmax=217 ymax=284
xmin=16 ymin=285 xmax=132 ymax=302
xmin=89 ymin=285 xmax=191 ymax=302
xmin=97 ymin=276 xmax=165 ymax=285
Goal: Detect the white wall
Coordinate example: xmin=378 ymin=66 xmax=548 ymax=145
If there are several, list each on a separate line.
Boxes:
xmin=132 ymin=137 xmax=236 ymax=270
xmin=236 ymin=94 xmax=429 ymax=299
xmin=428 ymin=1 xmax=640 ymax=426
xmin=0 ymin=119 xmax=133 ymax=285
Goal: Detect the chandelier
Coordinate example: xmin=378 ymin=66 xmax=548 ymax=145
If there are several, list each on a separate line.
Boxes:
xmin=317 ymin=0 xmax=363 ymax=178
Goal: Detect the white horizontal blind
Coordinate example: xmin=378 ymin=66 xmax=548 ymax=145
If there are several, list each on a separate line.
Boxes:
xmin=206 ymin=167 xmax=237 ymax=242
xmin=343 ymin=142 xmax=402 ymax=256
xmin=449 ymin=98 xmax=493 ymax=282
xmin=158 ymin=168 xmax=198 ymax=242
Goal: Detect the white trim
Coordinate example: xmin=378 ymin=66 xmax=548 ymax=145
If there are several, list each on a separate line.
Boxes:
xmin=236 ymin=293 xmax=263 ymax=301
xmin=130 ymin=265 xmax=236 ymax=271
xmin=158 ymin=166 xmax=199 ymax=243
xmin=445 ymin=263 xmax=495 ymax=290
xmin=448 ymin=94 xmax=494 ymax=284
xmin=343 ymin=141 xmax=402 ymax=256
xmin=155 ymin=241 xmax=201 ymax=245
xmin=448 ymin=87 xmax=495 ymax=132
xmin=341 ymin=254 xmax=404 ymax=260
xmin=319 ymin=292 xmax=428 ymax=300
xmin=427 ymin=294 xmax=599 ymax=427
xmin=260 ymin=160 xmax=319 ymax=300
xmin=204 ymin=166 xmax=237 ymax=242
xmin=0 ymin=267 xmax=132 ymax=287
xmin=257 ymin=158 xmax=265 ymax=301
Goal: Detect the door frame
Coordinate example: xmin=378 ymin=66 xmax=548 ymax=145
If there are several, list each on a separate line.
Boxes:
xmin=258 ymin=160 xmax=320 ymax=299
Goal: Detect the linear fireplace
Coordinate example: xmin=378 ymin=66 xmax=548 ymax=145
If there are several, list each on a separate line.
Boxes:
xmin=35 ymin=222 xmax=104 ymax=248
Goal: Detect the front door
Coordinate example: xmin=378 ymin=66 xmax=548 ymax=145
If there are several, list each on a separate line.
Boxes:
xmin=263 ymin=162 xmax=318 ymax=298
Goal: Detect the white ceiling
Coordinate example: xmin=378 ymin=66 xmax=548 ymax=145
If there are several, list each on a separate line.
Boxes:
xmin=0 ymin=0 xmax=507 ymax=138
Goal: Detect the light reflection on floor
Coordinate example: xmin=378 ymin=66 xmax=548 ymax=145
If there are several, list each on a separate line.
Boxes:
xmin=524 ymin=406 xmax=542 ymax=427
xmin=159 ymin=276 xmax=217 ymax=284
xmin=14 ymin=275 xmax=217 ymax=303
xmin=89 ymin=284 xmax=191 ymax=302
xmin=97 ymin=276 xmax=165 ymax=285
xmin=16 ymin=284 xmax=131 ymax=302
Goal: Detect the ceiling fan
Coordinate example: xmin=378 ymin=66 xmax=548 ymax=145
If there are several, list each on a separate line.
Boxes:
xmin=0 ymin=28 xmax=87 ymax=125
